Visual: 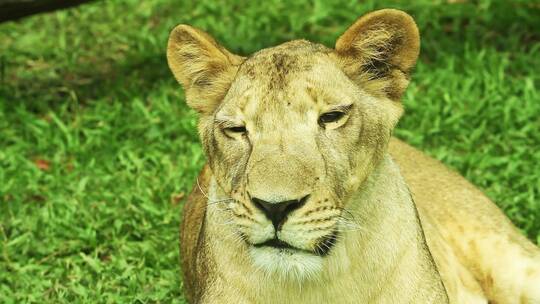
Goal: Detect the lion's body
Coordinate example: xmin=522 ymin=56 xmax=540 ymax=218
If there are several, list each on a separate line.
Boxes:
xmin=167 ymin=9 xmax=540 ymax=304
xmin=391 ymin=139 xmax=540 ymax=303
xmin=182 ymin=139 xmax=540 ymax=303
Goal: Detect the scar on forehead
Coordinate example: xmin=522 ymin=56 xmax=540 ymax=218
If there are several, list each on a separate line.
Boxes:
xmin=306 ymin=85 xmax=332 ymax=106
xmin=305 ymin=85 xmax=353 ymax=110
xmin=237 ymin=93 xmax=250 ymax=112
xmin=306 ymin=86 xmax=319 ymax=102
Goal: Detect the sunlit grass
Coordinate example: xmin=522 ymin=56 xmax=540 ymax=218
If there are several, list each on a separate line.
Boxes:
xmin=0 ymin=0 xmax=539 ymax=302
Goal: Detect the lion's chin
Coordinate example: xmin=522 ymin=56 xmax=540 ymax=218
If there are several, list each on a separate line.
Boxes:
xmin=249 ymin=246 xmax=324 ymax=281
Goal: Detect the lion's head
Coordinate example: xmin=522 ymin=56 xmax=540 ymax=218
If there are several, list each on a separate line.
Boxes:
xmin=168 ymin=9 xmax=419 ymax=280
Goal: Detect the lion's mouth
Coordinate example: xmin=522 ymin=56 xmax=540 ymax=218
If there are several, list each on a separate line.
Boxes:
xmin=254 ymin=238 xmax=298 ymax=251
xmin=253 ymin=231 xmax=338 ymax=257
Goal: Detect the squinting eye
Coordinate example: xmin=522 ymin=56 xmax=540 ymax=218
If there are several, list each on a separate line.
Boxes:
xmin=225 ymin=126 xmax=247 ymax=134
xmin=318 ymin=111 xmax=345 ymax=124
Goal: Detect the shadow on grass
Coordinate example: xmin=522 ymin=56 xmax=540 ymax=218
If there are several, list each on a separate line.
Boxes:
xmin=1 ymin=53 xmax=174 ymax=112
xmin=1 ymin=0 xmax=538 ymax=113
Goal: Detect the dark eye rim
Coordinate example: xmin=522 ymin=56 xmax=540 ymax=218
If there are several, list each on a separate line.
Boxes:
xmin=318 ymin=111 xmax=346 ymax=124
xmin=224 ymin=126 xmax=247 ymax=134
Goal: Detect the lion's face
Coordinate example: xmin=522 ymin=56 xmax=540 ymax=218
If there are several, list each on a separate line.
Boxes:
xmin=167 ymin=9 xmax=419 ymax=280
xmin=199 ymin=42 xmax=402 ymax=277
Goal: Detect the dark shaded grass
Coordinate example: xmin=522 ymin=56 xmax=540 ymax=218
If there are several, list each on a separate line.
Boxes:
xmin=0 ymin=0 xmax=539 ymax=302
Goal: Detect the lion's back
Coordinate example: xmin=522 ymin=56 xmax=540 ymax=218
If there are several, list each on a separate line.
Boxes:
xmin=389 ymin=138 xmax=540 ymax=303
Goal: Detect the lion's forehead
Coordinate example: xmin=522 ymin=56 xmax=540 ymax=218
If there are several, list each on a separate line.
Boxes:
xmin=238 ymin=40 xmax=332 ymax=83
xmin=219 ymin=40 xmax=357 ymax=131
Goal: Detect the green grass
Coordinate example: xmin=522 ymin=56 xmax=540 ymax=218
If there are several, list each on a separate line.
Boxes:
xmin=0 ymin=0 xmax=539 ymax=302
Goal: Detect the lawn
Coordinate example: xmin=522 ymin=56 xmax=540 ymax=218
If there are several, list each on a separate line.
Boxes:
xmin=0 ymin=0 xmax=539 ymax=302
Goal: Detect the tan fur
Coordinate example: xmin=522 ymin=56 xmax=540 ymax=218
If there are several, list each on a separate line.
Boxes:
xmin=170 ymin=9 xmax=540 ymax=304
xmin=390 ymin=139 xmax=540 ymax=303
xmin=180 ymin=165 xmax=213 ymax=303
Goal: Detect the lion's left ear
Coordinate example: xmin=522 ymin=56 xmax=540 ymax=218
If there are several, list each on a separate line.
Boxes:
xmin=333 ymin=9 xmax=420 ymax=101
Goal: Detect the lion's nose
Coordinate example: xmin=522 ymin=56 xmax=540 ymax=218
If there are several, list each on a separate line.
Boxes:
xmin=251 ymin=195 xmax=309 ymax=230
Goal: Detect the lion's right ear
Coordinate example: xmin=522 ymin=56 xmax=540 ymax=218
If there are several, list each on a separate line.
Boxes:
xmin=167 ymin=25 xmax=244 ymax=114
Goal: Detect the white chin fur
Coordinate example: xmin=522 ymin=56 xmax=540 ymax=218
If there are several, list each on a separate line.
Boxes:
xmin=249 ymin=246 xmax=323 ymax=282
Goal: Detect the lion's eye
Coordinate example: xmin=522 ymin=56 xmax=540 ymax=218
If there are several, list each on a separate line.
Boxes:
xmin=227 ymin=126 xmax=247 ymax=133
xmin=318 ymin=111 xmax=345 ymax=124
xmin=223 ymin=126 xmax=247 ymax=137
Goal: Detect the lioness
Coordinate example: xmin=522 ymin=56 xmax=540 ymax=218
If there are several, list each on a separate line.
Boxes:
xmin=167 ymin=9 xmax=540 ymax=304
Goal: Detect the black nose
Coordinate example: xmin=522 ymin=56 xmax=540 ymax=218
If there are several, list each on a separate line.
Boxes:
xmin=251 ymin=195 xmax=309 ymax=230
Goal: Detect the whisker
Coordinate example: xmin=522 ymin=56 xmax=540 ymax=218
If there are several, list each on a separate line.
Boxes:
xmin=221 ymin=230 xmax=246 ymax=247
xmin=336 ymin=206 xmax=358 ymax=223
xmin=291 ymin=215 xmax=340 ymax=225
xmin=197 ymin=176 xmax=236 ymax=205
xmin=207 ymin=198 xmax=234 ymax=206
xmin=336 ymin=217 xmax=378 ymax=235
xmin=196 ymin=176 xmax=210 ymax=199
